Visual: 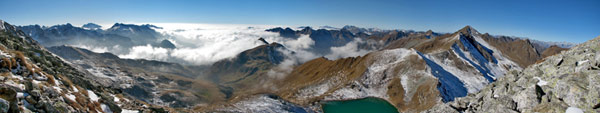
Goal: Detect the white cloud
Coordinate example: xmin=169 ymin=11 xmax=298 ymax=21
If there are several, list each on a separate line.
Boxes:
xmin=281 ymin=35 xmax=314 ymax=50
xmin=72 ymin=44 xmax=109 ymax=53
xmin=325 ymin=38 xmax=372 ymax=60
xmin=74 ymin=23 xmax=375 ymax=67
xmin=119 ymin=44 xmax=169 ymax=61
xmin=104 ymin=23 xmax=324 ymax=66
xmin=109 ymin=23 xmax=286 ymax=65
xmin=267 ymin=35 xmax=320 ymax=79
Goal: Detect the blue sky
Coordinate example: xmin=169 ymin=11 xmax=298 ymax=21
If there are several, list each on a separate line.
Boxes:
xmin=1 ymin=0 xmax=598 ymax=43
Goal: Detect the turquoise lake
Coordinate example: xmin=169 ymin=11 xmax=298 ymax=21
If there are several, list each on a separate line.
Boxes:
xmin=322 ymin=97 xmax=399 ymax=113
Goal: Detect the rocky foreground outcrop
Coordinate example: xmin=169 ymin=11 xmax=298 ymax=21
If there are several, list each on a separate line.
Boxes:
xmin=0 ymin=20 xmax=158 ymax=113
xmin=425 ymin=36 xmax=600 ymax=113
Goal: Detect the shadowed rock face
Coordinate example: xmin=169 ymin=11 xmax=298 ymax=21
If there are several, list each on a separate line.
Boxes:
xmin=418 ymin=52 xmax=468 ymax=102
xmin=425 ymin=36 xmax=600 ymax=113
xmin=479 ymin=34 xmax=543 ymax=68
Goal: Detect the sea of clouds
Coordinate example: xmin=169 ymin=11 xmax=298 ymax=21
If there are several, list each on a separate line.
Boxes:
xmin=77 ymin=23 xmax=374 ymax=67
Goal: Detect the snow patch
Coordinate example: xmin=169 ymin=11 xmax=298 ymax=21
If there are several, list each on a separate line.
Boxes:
xmin=16 ymin=92 xmax=24 ymax=98
xmin=425 ymin=51 xmax=489 ymax=93
xmin=565 ymin=107 xmax=584 ymax=113
xmin=87 ymin=90 xmax=99 ymax=102
xmin=225 ymin=95 xmax=308 ymax=113
xmin=121 ymin=109 xmax=139 ymax=113
xmin=110 ymin=94 xmax=120 ymax=102
xmin=65 ymin=94 xmax=76 ymax=101
xmin=53 ymin=86 xmax=62 ymax=93
xmin=577 ymin=60 xmax=589 ymax=65
xmin=326 ymin=48 xmax=422 ymax=102
xmin=533 ymin=77 xmax=548 ymax=86
xmin=418 ymin=52 xmax=468 ymax=102
xmin=72 ymin=86 xmax=79 ymax=92
xmin=101 ymin=104 xmax=113 ymax=113
xmin=400 ymin=75 xmax=410 ymax=93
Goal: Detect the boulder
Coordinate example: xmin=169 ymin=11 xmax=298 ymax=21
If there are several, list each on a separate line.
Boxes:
xmin=0 ymin=98 xmax=9 ymax=113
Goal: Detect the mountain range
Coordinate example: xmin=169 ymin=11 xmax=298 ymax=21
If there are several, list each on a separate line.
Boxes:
xmin=1 ymin=19 xmax=595 ymax=113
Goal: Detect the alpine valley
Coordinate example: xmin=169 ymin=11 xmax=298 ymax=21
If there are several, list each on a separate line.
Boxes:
xmin=2 ymin=18 xmax=599 ymax=113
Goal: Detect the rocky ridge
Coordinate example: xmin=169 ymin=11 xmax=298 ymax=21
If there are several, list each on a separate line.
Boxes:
xmin=425 ymin=36 xmax=600 ymax=113
xmin=0 ymin=20 xmax=161 ymax=113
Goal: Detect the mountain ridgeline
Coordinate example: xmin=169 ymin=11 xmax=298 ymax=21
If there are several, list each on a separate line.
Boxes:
xmin=214 ymin=25 xmax=577 ymax=112
xmin=1 ymin=18 xmax=590 ymax=113
xmin=17 ymin=23 xmax=175 ymax=55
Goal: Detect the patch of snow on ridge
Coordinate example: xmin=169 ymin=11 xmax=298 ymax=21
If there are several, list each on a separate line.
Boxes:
xmin=326 ymin=48 xmax=422 ymax=101
xmin=451 ymin=34 xmax=520 ymax=84
xmin=423 ymin=51 xmax=489 ymax=93
xmin=455 ymin=35 xmax=497 ymax=82
xmin=296 ymin=75 xmax=342 ymax=99
xmin=472 ymin=35 xmax=522 ymax=73
xmin=224 ymin=95 xmax=310 ymax=113
xmin=418 ymin=52 xmax=468 ymax=102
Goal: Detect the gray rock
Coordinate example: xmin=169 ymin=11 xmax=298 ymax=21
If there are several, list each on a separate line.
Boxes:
xmin=25 ymin=95 xmax=37 ymax=105
xmin=42 ymin=87 xmax=59 ymax=98
xmin=0 ymin=98 xmax=9 ymax=113
xmin=29 ymin=90 xmax=41 ymax=98
xmin=0 ymin=85 xmax=19 ymax=113
xmin=52 ymin=102 xmax=70 ymax=113
xmin=41 ymin=101 xmax=59 ymax=113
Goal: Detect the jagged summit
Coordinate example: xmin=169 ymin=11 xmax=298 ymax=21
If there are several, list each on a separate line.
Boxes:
xmin=158 ymin=39 xmax=176 ymax=49
xmin=426 ymin=29 xmax=434 ymax=34
xmin=258 ymin=37 xmax=269 ymax=44
xmin=456 ymin=25 xmax=479 ymax=36
xmin=265 ymin=28 xmax=296 ymax=38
